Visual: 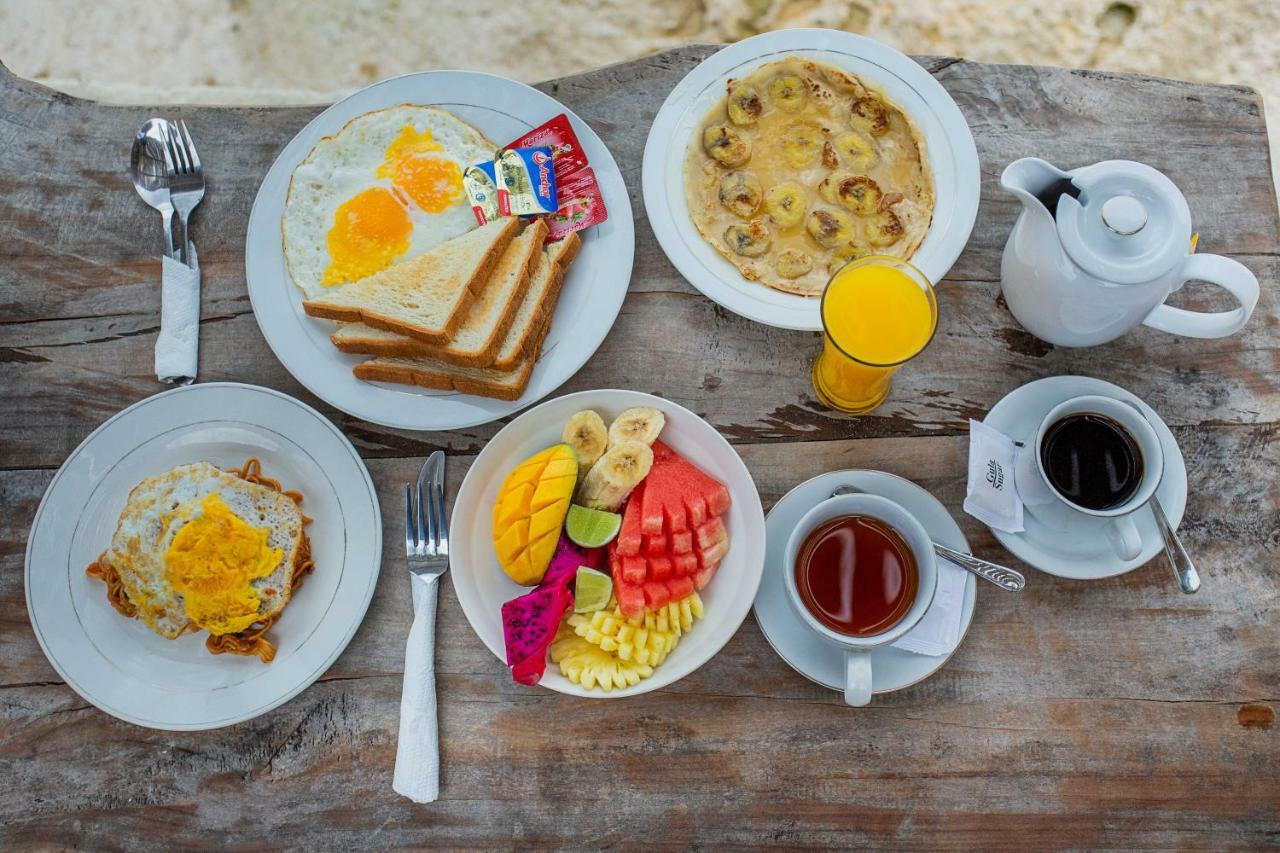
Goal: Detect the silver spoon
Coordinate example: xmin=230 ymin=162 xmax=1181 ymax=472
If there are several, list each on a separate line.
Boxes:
xmin=130 ymin=118 xmax=178 ymax=259
xmin=1116 ymin=400 xmax=1200 ymax=594
xmin=829 ymin=485 xmax=1026 ymax=591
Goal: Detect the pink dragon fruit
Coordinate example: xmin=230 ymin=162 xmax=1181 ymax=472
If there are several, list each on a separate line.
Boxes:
xmin=501 ymin=536 xmax=586 ymax=685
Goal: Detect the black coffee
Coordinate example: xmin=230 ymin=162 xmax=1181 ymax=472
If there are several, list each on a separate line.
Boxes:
xmin=1040 ymin=413 xmax=1143 ymax=511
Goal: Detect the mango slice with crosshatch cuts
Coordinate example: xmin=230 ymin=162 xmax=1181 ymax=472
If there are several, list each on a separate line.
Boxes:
xmin=493 ymin=443 xmax=579 ymax=585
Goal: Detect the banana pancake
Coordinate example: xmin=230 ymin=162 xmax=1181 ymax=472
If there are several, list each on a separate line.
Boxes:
xmin=683 ymin=56 xmax=935 ymax=296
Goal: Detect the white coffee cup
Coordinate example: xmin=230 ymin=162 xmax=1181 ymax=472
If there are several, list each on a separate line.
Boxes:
xmin=1014 ymin=395 xmax=1164 ymax=560
xmin=783 ymin=494 xmax=937 ymax=707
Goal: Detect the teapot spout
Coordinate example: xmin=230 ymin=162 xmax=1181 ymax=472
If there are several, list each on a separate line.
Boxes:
xmin=1001 ymin=157 xmax=1076 ymax=216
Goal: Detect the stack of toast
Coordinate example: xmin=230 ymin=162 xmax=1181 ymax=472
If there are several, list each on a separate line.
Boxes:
xmin=302 ymin=218 xmax=581 ymax=401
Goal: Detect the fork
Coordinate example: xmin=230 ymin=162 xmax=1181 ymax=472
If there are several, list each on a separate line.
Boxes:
xmin=162 ymin=120 xmax=205 ymax=267
xmin=393 ymin=450 xmax=448 ymax=803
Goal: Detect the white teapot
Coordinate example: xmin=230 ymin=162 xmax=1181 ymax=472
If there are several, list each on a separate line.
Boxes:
xmin=1000 ymin=158 xmax=1258 ymax=347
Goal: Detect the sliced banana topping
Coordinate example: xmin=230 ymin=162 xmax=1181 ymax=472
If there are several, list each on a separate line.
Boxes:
xmin=562 ymin=410 xmax=608 ymax=472
xmin=805 ymin=208 xmax=856 ymax=250
xmin=764 ymin=182 xmax=808 ymax=228
xmin=726 ymin=81 xmax=763 ymax=126
xmin=717 ymin=171 xmax=763 ymax=218
xmin=779 ymin=121 xmax=824 ymax=168
xmin=834 ymin=132 xmax=877 ymax=171
xmin=577 ymin=440 xmax=654 ymax=512
xmin=850 ymin=96 xmax=890 ymax=136
xmin=865 ymin=208 xmax=905 ymax=247
xmin=767 ymin=74 xmax=808 ymax=110
xmin=702 ymin=125 xmax=751 ymax=167
xmin=774 ymin=248 xmax=814 ymax=279
xmin=607 ymin=407 xmax=665 ymax=447
xmin=840 ymin=176 xmax=884 ymax=216
xmin=724 ymin=220 xmax=772 ymax=257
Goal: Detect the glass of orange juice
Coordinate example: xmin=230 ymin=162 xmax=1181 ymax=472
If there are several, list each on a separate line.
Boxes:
xmin=812 ymin=255 xmax=938 ymax=414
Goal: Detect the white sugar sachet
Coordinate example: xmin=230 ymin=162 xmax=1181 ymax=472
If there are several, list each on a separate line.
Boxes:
xmin=964 ymin=418 xmax=1024 ymax=532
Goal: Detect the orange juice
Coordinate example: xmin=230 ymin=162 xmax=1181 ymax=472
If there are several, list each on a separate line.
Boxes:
xmin=812 ymin=257 xmax=937 ymax=413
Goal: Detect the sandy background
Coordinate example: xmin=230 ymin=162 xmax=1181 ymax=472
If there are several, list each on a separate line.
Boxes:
xmin=1 ymin=0 xmax=1276 ymax=190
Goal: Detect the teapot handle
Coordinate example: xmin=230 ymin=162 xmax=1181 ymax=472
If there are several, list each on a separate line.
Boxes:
xmin=1142 ymin=253 xmax=1259 ymax=339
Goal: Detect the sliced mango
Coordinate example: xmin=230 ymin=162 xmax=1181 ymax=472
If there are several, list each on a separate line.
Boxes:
xmin=492 ymin=443 xmax=578 ymax=585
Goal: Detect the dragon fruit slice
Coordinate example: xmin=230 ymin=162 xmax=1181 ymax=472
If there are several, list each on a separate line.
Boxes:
xmin=501 ymin=536 xmax=585 ymax=685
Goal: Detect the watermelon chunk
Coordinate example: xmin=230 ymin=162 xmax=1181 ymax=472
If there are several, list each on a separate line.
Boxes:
xmin=666 ymin=576 xmax=695 ymax=600
xmin=615 ymin=486 xmax=645 ymax=556
xmin=698 ymin=537 xmax=729 ymax=569
xmin=694 ymin=517 xmax=727 ymax=551
xmin=643 ymin=582 xmax=670 ymax=610
xmin=673 ymin=553 xmax=698 ymax=577
xmin=616 ymin=580 xmax=646 ymax=619
xmin=693 ymin=563 xmax=718 ymax=590
xmin=638 ymin=441 xmax=731 ymax=538
xmin=645 ymin=534 xmax=667 ymax=556
xmin=620 ymin=555 xmax=647 ymax=585
xmin=670 ymin=530 xmax=693 ymax=554
xmin=649 ymin=556 xmax=672 ymax=581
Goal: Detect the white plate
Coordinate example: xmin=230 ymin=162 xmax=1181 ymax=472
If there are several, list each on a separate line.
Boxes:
xmin=754 ymin=470 xmax=976 ymax=695
xmin=246 ymin=71 xmax=635 ymax=430
xmin=642 ymin=29 xmax=980 ymax=330
xmin=451 ymin=389 xmax=765 ymax=697
xmin=984 ymin=375 xmax=1188 ymax=579
xmin=24 ymin=383 xmax=381 ymax=730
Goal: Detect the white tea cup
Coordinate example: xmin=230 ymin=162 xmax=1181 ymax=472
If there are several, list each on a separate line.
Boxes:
xmin=1014 ymin=394 xmax=1164 ymax=560
xmin=783 ymin=494 xmax=937 ymax=707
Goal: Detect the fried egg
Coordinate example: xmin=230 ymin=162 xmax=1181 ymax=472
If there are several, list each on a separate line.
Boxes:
xmin=106 ymin=462 xmax=304 ymax=639
xmin=282 ymin=105 xmax=496 ymax=297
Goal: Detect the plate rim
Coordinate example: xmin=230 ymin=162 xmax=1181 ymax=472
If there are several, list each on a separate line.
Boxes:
xmin=449 ymin=388 xmax=767 ymax=698
xmin=244 ymin=69 xmax=635 ymax=431
xmin=753 ymin=468 xmax=976 ymax=695
xmin=23 ymin=382 xmax=382 ymax=730
xmin=641 ymin=28 xmax=980 ymax=330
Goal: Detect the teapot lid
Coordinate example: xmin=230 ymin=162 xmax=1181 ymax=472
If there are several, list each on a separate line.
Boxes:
xmin=1055 ymin=161 xmax=1191 ymax=285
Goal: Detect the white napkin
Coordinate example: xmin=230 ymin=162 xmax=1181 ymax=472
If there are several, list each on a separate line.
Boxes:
xmin=892 ymin=556 xmax=967 ymax=657
xmin=154 ymin=245 xmax=200 ymax=384
xmin=393 ymin=573 xmax=440 ymax=803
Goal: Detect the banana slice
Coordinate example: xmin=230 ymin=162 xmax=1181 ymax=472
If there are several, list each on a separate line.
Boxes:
xmin=768 ymin=74 xmax=808 ymax=110
xmin=806 ymin=208 xmax=857 ymax=250
xmin=577 ymin=440 xmax=654 ymax=512
xmin=779 ymin=121 xmax=824 ymax=168
xmin=775 ymin=248 xmax=814 ymax=279
xmin=865 ymin=208 xmax=905 ymax=247
xmin=850 ymin=96 xmax=890 ymax=136
xmin=702 ymin=125 xmax=750 ymax=167
xmin=834 ymin=132 xmax=877 ymax=171
xmin=840 ymin=176 xmax=883 ymax=216
xmin=817 ymin=173 xmax=845 ymax=206
xmin=562 ymin=410 xmax=608 ymax=471
xmin=718 ymin=171 xmax=762 ymax=218
xmin=726 ymin=81 xmax=763 ymax=126
xmin=764 ymin=182 xmax=807 ymax=228
xmin=724 ymin=220 xmax=772 ymax=257
xmin=608 ymin=407 xmax=665 ymax=447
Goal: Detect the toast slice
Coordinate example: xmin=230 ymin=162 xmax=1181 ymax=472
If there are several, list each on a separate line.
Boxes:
xmin=301 ymin=217 xmax=519 ymax=344
xmin=330 ymin=219 xmax=547 ymax=366
xmin=350 ymin=232 xmax=581 ymax=401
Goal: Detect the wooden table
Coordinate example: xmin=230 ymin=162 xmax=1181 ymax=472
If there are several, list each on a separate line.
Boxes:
xmin=2 ymin=46 xmax=1278 ymax=849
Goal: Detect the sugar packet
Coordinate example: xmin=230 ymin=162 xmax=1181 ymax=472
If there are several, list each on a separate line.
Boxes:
xmin=964 ymin=418 xmax=1024 ymax=532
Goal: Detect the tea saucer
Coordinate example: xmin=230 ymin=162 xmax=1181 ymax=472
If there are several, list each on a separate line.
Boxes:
xmin=753 ymin=470 xmax=976 ymax=697
xmin=983 ymin=375 xmax=1187 ymax=580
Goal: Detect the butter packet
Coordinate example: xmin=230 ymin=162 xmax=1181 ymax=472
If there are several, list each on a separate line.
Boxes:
xmin=463 ymin=161 xmax=501 ymax=226
xmin=964 ymin=418 xmax=1024 ymax=533
xmin=496 ymin=147 xmax=558 ymax=216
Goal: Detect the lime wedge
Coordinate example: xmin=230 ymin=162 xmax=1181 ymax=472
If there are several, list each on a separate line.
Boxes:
xmin=574 ymin=567 xmax=613 ymax=613
xmin=565 ymin=504 xmax=622 ymax=548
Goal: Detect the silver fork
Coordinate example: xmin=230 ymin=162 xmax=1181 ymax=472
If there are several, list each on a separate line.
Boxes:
xmin=163 ymin=120 xmax=205 ymax=267
xmin=393 ymin=450 xmax=448 ymax=803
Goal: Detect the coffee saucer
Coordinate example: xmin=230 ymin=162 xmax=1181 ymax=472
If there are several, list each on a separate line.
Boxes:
xmin=983 ymin=375 xmax=1188 ymax=580
xmin=753 ymin=470 xmax=976 ymax=697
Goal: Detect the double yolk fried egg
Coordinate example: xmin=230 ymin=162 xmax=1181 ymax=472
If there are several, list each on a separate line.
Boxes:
xmin=282 ymin=105 xmax=496 ymax=297
xmin=106 ymin=462 xmax=305 ymax=640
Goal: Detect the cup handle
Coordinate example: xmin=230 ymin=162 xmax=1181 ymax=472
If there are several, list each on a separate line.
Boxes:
xmin=1106 ymin=514 xmax=1144 ymax=561
xmin=844 ymin=649 xmax=873 ymax=707
xmin=1142 ymin=253 xmax=1259 ymax=339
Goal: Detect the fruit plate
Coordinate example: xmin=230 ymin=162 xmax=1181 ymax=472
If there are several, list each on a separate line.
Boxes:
xmin=245 ymin=70 xmax=634 ymax=431
xmin=451 ymin=389 xmax=766 ymax=697
xmin=642 ymin=28 xmax=979 ymax=330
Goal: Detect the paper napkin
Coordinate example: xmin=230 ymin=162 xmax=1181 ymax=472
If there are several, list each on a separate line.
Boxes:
xmin=393 ymin=573 xmax=440 ymax=803
xmin=892 ymin=556 xmax=967 ymax=657
xmin=154 ymin=245 xmax=200 ymax=384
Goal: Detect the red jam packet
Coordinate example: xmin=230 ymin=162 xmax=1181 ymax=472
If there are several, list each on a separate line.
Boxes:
xmin=544 ymin=166 xmax=607 ymax=242
xmin=507 ymin=114 xmax=589 ymax=182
